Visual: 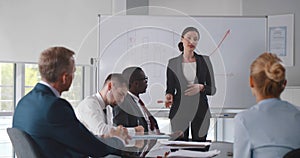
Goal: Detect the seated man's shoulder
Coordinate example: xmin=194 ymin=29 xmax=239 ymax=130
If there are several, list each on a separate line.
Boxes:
xmin=114 ymin=100 xmax=133 ymax=114
xmin=77 ymin=95 xmax=100 ymax=110
xmin=119 ymin=96 xmax=132 ymax=107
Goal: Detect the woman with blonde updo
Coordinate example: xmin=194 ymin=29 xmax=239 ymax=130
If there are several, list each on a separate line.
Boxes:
xmin=234 ymin=52 xmax=300 ymax=158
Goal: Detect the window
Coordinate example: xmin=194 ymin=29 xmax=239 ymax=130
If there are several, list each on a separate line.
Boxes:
xmin=24 ymin=64 xmax=84 ymax=107
xmin=0 ymin=63 xmax=14 ymax=158
xmin=61 ymin=66 xmax=84 ymax=107
xmin=0 ymin=63 xmax=14 ymax=112
xmin=24 ymin=64 xmax=40 ymax=95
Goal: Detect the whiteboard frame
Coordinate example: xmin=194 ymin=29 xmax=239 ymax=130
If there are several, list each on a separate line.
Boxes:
xmin=97 ymin=14 xmax=267 ymax=109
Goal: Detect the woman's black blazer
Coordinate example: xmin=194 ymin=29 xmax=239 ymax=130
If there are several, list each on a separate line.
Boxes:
xmin=166 ymin=52 xmax=216 ymax=119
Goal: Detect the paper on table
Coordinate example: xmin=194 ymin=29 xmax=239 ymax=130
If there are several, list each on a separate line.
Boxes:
xmin=167 ymin=149 xmax=220 ymax=157
xmin=132 ymin=134 xmax=170 ymax=140
xmin=160 ymin=140 xmax=211 ymax=147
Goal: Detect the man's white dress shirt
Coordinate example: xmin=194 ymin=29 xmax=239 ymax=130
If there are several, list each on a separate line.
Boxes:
xmin=75 ymin=92 xmax=136 ymax=138
xmin=75 ymin=93 xmax=115 ymax=136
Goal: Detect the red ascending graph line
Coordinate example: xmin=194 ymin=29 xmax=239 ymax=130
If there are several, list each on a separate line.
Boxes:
xmin=208 ymin=29 xmax=231 ymax=57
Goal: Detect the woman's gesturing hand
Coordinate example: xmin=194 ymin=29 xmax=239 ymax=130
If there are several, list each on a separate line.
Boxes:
xmin=165 ymin=94 xmax=173 ymax=108
xmin=184 ymin=84 xmax=205 ymax=96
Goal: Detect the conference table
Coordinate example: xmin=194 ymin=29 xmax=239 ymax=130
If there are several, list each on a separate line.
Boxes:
xmin=120 ymin=139 xmax=233 ymax=158
xmin=208 ymin=141 xmax=233 ymax=158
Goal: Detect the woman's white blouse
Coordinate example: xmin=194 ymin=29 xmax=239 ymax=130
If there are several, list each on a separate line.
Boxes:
xmin=182 ymin=62 xmax=196 ymax=84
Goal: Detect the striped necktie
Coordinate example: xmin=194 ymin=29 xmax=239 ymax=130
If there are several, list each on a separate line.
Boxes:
xmin=138 ymin=98 xmax=156 ymax=131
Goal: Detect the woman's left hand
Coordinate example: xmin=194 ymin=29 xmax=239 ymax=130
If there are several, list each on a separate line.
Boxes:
xmin=184 ymin=84 xmax=205 ymax=96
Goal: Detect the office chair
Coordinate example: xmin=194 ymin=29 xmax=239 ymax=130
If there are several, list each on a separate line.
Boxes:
xmin=283 ymin=148 xmax=300 ymax=158
xmin=7 ymin=128 xmax=42 ymax=158
xmin=251 ymin=145 xmax=294 ymax=158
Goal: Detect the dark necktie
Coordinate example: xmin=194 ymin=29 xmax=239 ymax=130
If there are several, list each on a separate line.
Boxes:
xmin=103 ymin=108 xmax=107 ymax=123
xmin=138 ymin=98 xmax=156 ymax=131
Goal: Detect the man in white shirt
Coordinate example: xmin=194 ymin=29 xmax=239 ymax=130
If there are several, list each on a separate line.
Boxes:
xmin=75 ymin=73 xmax=144 ymax=138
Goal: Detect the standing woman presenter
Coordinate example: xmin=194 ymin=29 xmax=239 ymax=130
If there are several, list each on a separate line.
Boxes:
xmin=165 ymin=27 xmax=216 ymax=141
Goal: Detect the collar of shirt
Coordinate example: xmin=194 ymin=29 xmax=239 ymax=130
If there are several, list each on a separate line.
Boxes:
xmin=257 ymin=98 xmax=280 ymax=105
xmin=127 ymin=91 xmax=152 ymax=130
xmin=127 ymin=91 xmax=139 ymax=103
xmin=39 ymin=81 xmax=60 ymax=97
xmin=96 ymin=91 xmax=136 ymax=144
xmin=95 ymin=92 xmax=106 ymax=110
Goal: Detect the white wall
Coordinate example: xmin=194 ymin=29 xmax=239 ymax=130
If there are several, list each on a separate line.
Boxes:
xmin=149 ymin=0 xmax=241 ymax=16
xmin=0 ymin=0 xmax=244 ymax=65
xmin=242 ymin=0 xmax=300 ymax=86
xmin=281 ymin=86 xmax=300 ymax=107
xmin=0 ymin=0 xmax=112 ymax=65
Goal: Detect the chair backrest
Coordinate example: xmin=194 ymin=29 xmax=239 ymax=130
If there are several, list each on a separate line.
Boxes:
xmin=251 ymin=145 xmax=294 ymax=158
xmin=284 ymin=148 xmax=300 ymax=158
xmin=7 ymin=128 xmax=42 ymax=158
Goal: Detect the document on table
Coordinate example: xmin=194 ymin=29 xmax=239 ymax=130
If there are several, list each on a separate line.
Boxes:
xmin=160 ymin=140 xmax=211 ymax=147
xmin=131 ymin=134 xmax=170 ymax=140
xmin=167 ymin=149 xmax=220 ymax=157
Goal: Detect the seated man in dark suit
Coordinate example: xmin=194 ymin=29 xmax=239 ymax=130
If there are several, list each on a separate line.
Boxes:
xmin=12 ymin=46 xmax=129 ymax=158
xmin=113 ymin=66 xmax=160 ymax=134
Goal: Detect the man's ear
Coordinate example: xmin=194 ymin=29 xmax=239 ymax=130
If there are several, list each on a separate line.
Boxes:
xmin=107 ymin=81 xmax=112 ymax=91
xmin=61 ymin=72 xmax=68 ymax=84
xmin=249 ymin=76 xmax=254 ymax=88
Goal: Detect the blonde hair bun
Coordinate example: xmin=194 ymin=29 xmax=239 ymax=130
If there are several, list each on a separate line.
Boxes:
xmin=250 ymin=52 xmax=286 ymax=97
xmin=264 ymin=62 xmax=285 ymax=83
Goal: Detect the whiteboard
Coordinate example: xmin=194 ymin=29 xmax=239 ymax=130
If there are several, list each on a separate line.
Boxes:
xmin=98 ymin=15 xmax=267 ymax=109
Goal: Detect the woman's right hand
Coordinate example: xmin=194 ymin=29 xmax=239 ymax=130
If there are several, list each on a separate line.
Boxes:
xmin=165 ymin=93 xmax=173 ymax=108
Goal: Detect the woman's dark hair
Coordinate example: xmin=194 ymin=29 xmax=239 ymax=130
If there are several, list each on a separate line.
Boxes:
xmin=178 ymin=27 xmax=200 ymax=52
xmin=178 ymin=42 xmax=184 ymax=52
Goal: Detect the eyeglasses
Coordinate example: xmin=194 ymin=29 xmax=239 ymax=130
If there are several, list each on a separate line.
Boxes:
xmin=136 ymin=76 xmax=148 ymax=82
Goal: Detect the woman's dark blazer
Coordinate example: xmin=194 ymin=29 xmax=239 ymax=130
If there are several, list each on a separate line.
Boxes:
xmin=166 ymin=52 xmax=216 ymax=119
